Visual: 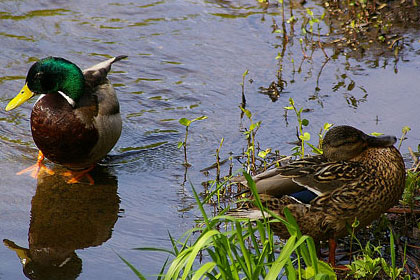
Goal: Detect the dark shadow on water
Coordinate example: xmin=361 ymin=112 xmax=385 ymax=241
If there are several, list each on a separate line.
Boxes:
xmin=3 ymin=165 xmax=120 ymax=280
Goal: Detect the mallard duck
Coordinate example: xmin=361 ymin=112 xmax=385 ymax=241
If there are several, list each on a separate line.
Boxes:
xmin=231 ymin=125 xmax=406 ymax=265
xmin=5 ymin=56 xmax=127 ymax=183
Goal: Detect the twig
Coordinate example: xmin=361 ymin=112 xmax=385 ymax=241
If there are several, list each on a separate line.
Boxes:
xmin=408 ymin=146 xmax=419 ymax=167
xmin=406 ymin=243 xmax=420 ymax=250
xmin=414 ymin=161 xmax=420 ymax=173
xmin=388 ymin=36 xmax=404 ymax=49
xmin=387 ymin=207 xmax=420 ymax=214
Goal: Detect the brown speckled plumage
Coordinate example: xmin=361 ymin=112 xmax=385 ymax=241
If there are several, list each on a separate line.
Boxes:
xmin=231 ymin=125 xmax=406 ymax=242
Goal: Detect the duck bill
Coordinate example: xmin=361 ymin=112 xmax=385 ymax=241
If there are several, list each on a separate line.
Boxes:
xmin=367 ymin=135 xmax=397 ymax=147
xmin=3 ymin=239 xmax=31 ymax=266
xmin=5 ymin=83 xmax=35 ymax=111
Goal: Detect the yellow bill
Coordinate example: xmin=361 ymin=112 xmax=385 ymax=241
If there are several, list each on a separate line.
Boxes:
xmin=5 ymin=83 xmax=35 ymax=111
xmin=3 ymin=239 xmax=31 ymax=265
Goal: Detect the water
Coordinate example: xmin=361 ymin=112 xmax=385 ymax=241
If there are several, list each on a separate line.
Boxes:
xmin=0 ymin=0 xmax=419 ymax=279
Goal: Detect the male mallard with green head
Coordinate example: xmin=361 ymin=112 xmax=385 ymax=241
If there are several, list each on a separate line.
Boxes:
xmin=231 ymin=125 xmax=406 ymax=266
xmin=5 ymin=56 xmax=127 ymax=184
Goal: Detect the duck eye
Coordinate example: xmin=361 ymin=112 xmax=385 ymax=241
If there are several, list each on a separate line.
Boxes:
xmin=34 ymin=72 xmax=44 ymax=80
xmin=38 ymin=72 xmax=57 ymax=91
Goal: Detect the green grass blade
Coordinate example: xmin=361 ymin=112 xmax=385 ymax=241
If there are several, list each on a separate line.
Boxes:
xmin=165 ymin=247 xmax=194 ymax=280
xmin=235 ymin=220 xmax=253 ymax=276
xmin=229 ymin=241 xmax=249 ymax=278
xmin=253 ymin=240 xmax=270 ymax=279
xmin=222 ymin=235 xmax=240 ymax=280
xmin=390 ymin=229 xmax=396 ymax=270
xmin=306 ymin=236 xmax=320 ymax=274
xmin=243 ymin=172 xmax=264 ymax=212
xmin=248 ymin=221 xmax=261 ymax=256
xmin=265 ymin=234 xmax=297 ymax=279
xmin=282 ymin=207 xmax=312 ymax=266
xmin=132 ymin=247 xmax=176 ymax=256
xmin=181 ymin=230 xmax=219 ymax=280
xmin=168 ymin=231 xmax=180 ymax=256
xmin=285 ymin=258 xmax=297 ymax=280
xmin=157 ymin=257 xmax=170 ymax=280
xmin=191 ymin=183 xmax=210 ymax=227
xmin=191 ymin=262 xmax=217 ymax=280
xmin=117 ymin=254 xmax=147 ymax=280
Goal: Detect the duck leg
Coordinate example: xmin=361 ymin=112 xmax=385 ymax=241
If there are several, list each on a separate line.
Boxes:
xmin=328 ymin=238 xmax=337 ymax=267
xmin=16 ymin=150 xmax=54 ymax=178
xmin=62 ymin=165 xmax=95 ymax=185
xmin=328 ymin=238 xmax=350 ymax=270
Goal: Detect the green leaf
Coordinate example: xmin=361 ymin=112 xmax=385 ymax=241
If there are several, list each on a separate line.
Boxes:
xmin=192 ymin=115 xmax=208 ymax=122
xmin=192 ymin=262 xmax=217 ymax=280
xmin=390 ymin=229 xmax=396 ymax=270
xmin=179 ymin=118 xmax=191 ymax=127
xmin=287 ymin=16 xmax=295 ymax=24
xmin=242 ymin=69 xmax=249 ymax=77
xmin=323 ymin=123 xmax=333 ymax=131
xmin=258 ymin=148 xmax=271 ymax=159
xmin=351 ymin=218 xmax=360 ymax=228
xmin=402 ymin=126 xmax=411 ymax=134
xmin=299 ymin=132 xmax=311 ymax=141
xmin=288 ymin=97 xmax=295 ymax=106
xmin=133 ymin=247 xmax=176 ymax=256
xmin=284 ymin=106 xmax=294 ymax=110
xmin=265 ymin=235 xmax=297 ymax=279
xmin=307 ymin=142 xmax=322 ymax=155
xmin=240 ymin=106 xmax=252 ymax=119
xmin=249 ymin=122 xmax=261 ymax=131
xmin=319 ymin=263 xmax=336 ymax=279
xmin=370 ymin=132 xmax=384 ymax=137
xmin=177 ymin=141 xmax=184 ymax=149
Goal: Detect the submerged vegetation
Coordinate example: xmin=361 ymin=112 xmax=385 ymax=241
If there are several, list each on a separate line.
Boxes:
xmin=121 ymin=0 xmax=420 ymax=279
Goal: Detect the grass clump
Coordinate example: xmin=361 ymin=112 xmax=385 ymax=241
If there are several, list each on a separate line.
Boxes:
xmin=121 ymin=173 xmax=336 ymax=279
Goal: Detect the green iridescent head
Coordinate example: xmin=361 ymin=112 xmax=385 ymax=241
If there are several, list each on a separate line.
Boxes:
xmin=6 ymin=57 xmax=85 ymax=111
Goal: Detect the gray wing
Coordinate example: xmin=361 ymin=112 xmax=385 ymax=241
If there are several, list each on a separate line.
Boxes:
xmin=83 ymin=55 xmax=127 ymax=88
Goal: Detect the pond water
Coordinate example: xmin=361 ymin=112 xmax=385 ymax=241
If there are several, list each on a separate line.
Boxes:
xmin=0 ymin=0 xmax=419 ymax=279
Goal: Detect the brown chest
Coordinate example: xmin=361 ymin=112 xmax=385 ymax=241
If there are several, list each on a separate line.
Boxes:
xmin=30 ymin=93 xmax=99 ymax=167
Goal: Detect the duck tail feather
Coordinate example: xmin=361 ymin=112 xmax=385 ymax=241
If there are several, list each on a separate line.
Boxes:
xmin=112 ymin=55 xmax=128 ymax=63
xmin=226 ymin=209 xmax=265 ymax=220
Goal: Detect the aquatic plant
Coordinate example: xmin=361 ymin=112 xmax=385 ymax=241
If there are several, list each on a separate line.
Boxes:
xmin=346 ymin=228 xmax=408 ymax=280
xmin=178 ymin=116 xmax=208 ymax=167
xmin=284 ymin=97 xmax=331 ymax=158
xmin=121 ymin=173 xmax=336 ymax=279
xmin=239 ymin=106 xmax=261 ymax=174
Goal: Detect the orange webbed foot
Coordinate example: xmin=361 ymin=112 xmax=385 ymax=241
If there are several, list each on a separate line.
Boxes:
xmin=16 ymin=151 xmax=54 ymax=178
xmin=62 ymin=165 xmax=95 ymax=185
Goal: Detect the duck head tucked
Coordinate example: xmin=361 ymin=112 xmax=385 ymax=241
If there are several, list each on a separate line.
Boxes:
xmin=322 ymin=125 xmax=397 ymax=161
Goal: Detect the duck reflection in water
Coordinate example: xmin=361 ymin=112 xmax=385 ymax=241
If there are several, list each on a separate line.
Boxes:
xmin=3 ymin=165 xmax=120 ymax=280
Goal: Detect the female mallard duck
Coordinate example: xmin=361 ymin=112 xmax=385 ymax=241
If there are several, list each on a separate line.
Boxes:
xmin=231 ymin=125 xmax=406 ymax=265
xmin=5 ymin=56 xmax=127 ymax=183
